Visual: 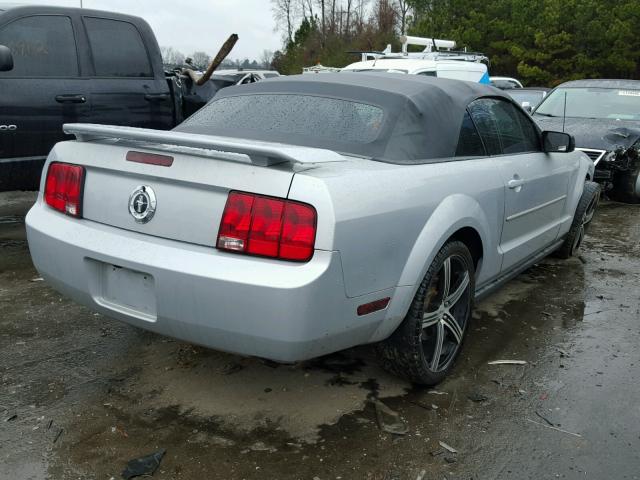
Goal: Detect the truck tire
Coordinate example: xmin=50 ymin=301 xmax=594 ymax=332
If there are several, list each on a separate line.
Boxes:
xmin=556 ymin=181 xmax=600 ymax=259
xmin=377 ymin=241 xmax=475 ymax=385
xmin=610 ymin=167 xmax=640 ymax=204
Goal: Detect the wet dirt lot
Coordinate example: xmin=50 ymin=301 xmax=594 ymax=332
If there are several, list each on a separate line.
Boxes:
xmin=1 ymin=191 xmax=639 ymax=480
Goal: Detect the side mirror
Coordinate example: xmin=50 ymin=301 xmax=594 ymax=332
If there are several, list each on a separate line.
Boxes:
xmin=522 ymin=101 xmax=532 ymax=113
xmin=0 ymin=45 xmax=13 ymax=72
xmin=542 ymin=130 xmax=575 ymax=153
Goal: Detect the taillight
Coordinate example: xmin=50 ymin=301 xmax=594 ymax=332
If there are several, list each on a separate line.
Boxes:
xmin=44 ymin=162 xmax=85 ymax=217
xmin=217 ymin=191 xmax=317 ymax=262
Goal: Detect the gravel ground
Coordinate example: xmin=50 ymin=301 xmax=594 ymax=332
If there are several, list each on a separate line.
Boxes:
xmin=1 ymin=191 xmax=638 ymax=479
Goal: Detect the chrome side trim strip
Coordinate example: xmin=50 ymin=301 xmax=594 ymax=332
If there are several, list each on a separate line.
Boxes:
xmin=506 ymin=195 xmax=567 ymax=222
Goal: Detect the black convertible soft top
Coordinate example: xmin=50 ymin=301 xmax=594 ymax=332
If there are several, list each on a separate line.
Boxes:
xmin=176 ymin=72 xmax=511 ymax=163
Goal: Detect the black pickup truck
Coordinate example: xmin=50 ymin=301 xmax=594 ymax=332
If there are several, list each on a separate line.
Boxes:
xmin=0 ymin=5 xmax=228 ymax=191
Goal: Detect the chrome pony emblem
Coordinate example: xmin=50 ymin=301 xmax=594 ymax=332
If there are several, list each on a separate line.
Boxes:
xmin=128 ymin=185 xmax=156 ymax=223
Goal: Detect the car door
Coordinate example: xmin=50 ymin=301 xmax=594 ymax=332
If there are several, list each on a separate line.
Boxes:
xmin=81 ymin=16 xmax=173 ymax=130
xmin=0 ymin=13 xmax=90 ymax=163
xmin=469 ymin=98 xmax=572 ymax=272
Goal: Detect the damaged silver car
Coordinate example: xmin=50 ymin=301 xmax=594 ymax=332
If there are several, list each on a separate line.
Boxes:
xmin=26 ymin=74 xmax=599 ymax=385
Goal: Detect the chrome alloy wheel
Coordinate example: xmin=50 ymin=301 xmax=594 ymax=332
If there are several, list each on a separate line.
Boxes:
xmin=420 ymin=255 xmax=472 ymax=373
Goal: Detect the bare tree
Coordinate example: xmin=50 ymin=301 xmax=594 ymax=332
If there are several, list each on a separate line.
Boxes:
xmin=160 ymin=46 xmax=185 ymax=66
xmin=190 ymin=51 xmax=211 ymax=70
xmin=375 ymin=0 xmax=396 ymax=34
xmin=330 ymin=0 xmax=336 ymax=33
xmin=260 ymin=49 xmax=274 ymax=69
xmin=345 ymin=0 xmax=353 ymax=37
xmin=395 ymin=0 xmax=411 ymax=35
xmin=353 ymin=0 xmax=369 ymax=34
xmin=304 ymin=0 xmax=314 ymax=19
xmin=272 ymin=0 xmax=297 ymax=44
xmin=320 ymin=0 xmax=326 ymax=41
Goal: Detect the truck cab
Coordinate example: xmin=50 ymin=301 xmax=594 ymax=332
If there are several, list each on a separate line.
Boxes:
xmin=0 ymin=5 xmax=174 ymax=190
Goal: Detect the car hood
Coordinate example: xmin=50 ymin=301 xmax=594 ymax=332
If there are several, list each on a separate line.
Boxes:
xmin=533 ymin=115 xmax=640 ymax=151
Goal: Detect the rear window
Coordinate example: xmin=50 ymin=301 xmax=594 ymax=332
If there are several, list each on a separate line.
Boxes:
xmin=182 ymin=94 xmax=385 ymax=145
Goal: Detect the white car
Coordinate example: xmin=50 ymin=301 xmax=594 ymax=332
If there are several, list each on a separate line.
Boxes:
xmin=490 ymin=76 xmax=524 ymax=89
xmin=213 ymin=69 xmax=280 ymax=85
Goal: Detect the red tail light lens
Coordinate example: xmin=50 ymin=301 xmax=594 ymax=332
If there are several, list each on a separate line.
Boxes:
xmin=279 ymin=202 xmax=317 ymax=261
xmin=44 ymin=162 xmax=85 ymax=217
xmin=217 ymin=192 xmax=317 ymax=262
xmin=246 ymin=197 xmax=285 ymax=257
xmin=217 ymin=192 xmax=254 ymax=252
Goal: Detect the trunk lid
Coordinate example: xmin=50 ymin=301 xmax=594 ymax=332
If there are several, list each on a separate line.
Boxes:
xmin=51 ymin=140 xmax=298 ymax=247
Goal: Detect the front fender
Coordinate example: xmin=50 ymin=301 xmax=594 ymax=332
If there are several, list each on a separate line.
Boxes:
xmin=369 ymin=194 xmax=500 ymax=342
xmin=561 ymin=152 xmax=594 ymax=238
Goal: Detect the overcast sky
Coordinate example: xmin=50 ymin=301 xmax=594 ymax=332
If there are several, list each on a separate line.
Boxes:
xmin=6 ymin=0 xmax=283 ymax=59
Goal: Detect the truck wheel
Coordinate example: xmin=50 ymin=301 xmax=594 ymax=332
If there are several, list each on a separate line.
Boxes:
xmin=378 ymin=241 xmax=475 ymax=385
xmin=610 ymin=167 xmax=640 ymax=204
xmin=556 ymin=181 xmax=600 ymax=259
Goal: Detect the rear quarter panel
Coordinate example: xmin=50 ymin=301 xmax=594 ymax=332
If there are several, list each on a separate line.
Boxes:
xmin=288 ymin=157 xmax=505 ymax=301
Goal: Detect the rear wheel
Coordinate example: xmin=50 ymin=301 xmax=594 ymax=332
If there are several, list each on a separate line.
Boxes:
xmin=556 ymin=181 xmax=600 ymax=259
xmin=378 ymin=241 xmax=475 ymax=385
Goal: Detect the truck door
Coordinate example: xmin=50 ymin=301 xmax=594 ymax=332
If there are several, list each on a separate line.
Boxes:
xmin=81 ymin=16 xmax=173 ymax=130
xmin=469 ymin=98 xmax=572 ymax=273
xmin=0 ymin=14 xmax=90 ymax=185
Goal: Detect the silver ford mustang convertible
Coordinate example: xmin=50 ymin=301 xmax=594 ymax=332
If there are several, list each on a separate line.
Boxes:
xmin=26 ymin=74 xmax=599 ymax=385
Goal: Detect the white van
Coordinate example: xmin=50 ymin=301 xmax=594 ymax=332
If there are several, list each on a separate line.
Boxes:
xmin=342 ymin=36 xmax=490 ymax=84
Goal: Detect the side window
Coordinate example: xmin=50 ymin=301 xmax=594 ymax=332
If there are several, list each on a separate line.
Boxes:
xmin=84 ymin=17 xmax=152 ymax=77
xmin=513 ymin=107 xmax=541 ymax=151
xmin=468 ymin=99 xmax=502 ymax=155
xmin=417 ymin=71 xmax=437 ymax=77
xmin=490 ymin=99 xmax=535 ymax=154
xmin=469 ymin=98 xmax=541 ymax=155
xmin=0 ymin=15 xmax=78 ymax=77
xmin=455 ymin=111 xmax=486 ymax=157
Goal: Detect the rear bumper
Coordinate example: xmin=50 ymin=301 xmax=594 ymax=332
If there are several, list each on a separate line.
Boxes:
xmin=26 ymin=202 xmax=394 ymax=362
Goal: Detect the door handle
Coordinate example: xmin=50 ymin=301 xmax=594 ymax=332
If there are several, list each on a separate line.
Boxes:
xmin=55 ymin=94 xmax=86 ymax=104
xmin=508 ymin=178 xmax=525 ymax=189
xmin=144 ymin=93 xmax=169 ymax=102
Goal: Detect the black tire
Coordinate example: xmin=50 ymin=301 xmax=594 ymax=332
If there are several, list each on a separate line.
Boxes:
xmin=377 ymin=241 xmax=475 ymax=385
xmin=556 ymin=181 xmax=601 ymax=259
xmin=610 ymin=167 xmax=640 ymax=204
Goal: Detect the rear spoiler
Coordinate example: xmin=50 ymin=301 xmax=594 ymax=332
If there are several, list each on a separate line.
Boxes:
xmin=63 ymin=123 xmax=344 ymax=166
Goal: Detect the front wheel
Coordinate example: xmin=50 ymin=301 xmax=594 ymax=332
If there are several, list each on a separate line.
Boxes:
xmin=377 ymin=241 xmax=475 ymax=385
xmin=610 ymin=167 xmax=640 ymax=204
xmin=556 ymin=181 xmax=600 ymax=259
